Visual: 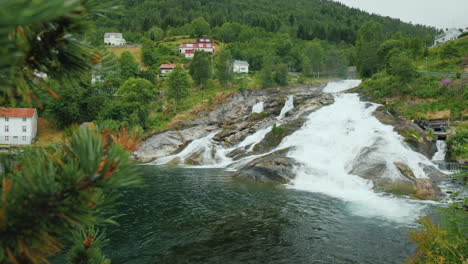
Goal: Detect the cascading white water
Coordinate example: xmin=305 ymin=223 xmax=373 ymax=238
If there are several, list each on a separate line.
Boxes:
xmin=152 ymin=79 xmax=443 ymax=223
xmin=236 ymin=125 xmax=273 ymax=152
xmin=154 ymin=131 xmax=233 ymax=168
xmin=323 ymin=79 xmax=362 ymax=93
xmin=432 ymin=140 xmax=447 ymax=161
xmin=277 ymin=95 xmax=294 ymax=120
xmin=251 ymin=101 xmax=264 ymax=114
xmin=278 ymin=80 xmax=433 ymax=222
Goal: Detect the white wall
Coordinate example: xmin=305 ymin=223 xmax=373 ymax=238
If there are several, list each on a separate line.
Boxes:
xmin=160 ymin=69 xmax=173 ymax=74
xmin=233 ymin=64 xmax=249 ymax=73
xmin=0 ymin=113 xmax=37 ymax=145
xmin=104 ymin=36 xmax=126 ymax=46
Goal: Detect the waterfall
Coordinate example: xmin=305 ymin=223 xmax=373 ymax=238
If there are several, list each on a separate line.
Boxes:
xmin=153 ymin=131 xmax=233 ymax=168
xmin=277 ymin=95 xmax=294 ymax=120
xmin=151 ymin=79 xmax=441 ymax=222
xmin=323 ymin=79 xmax=362 ymax=93
xmin=278 ymin=80 xmax=432 ymax=222
xmin=236 ymin=125 xmax=273 ymax=152
xmin=251 ymin=101 xmax=264 ymax=114
xmin=432 ymin=140 xmax=447 ymax=161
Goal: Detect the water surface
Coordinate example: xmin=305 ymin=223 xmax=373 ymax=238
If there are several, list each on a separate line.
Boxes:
xmin=105 ymin=166 xmax=427 ymax=264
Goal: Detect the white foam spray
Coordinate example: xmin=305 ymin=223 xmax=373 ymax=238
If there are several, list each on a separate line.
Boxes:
xmin=277 ymin=95 xmax=294 ymax=120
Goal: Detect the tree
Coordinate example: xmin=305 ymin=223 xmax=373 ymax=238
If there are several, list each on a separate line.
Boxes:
xmin=102 ymin=78 xmax=155 ymax=128
xmin=147 ymin=26 xmax=165 ymax=41
xmin=377 ymin=39 xmax=405 ymax=67
xmin=260 ymin=56 xmax=274 ymax=88
xmin=167 ymin=67 xmax=190 ymax=105
xmin=215 ymin=49 xmax=234 ymax=85
xmin=190 ymin=51 xmax=211 ymax=89
xmin=301 ymin=55 xmax=313 ymax=77
xmin=119 ymin=51 xmax=140 ymax=80
xmin=117 ymin=78 xmax=154 ymax=104
xmin=305 ymin=41 xmax=324 ymax=77
xmin=440 ymin=42 xmax=460 ymax=59
xmin=274 ymin=63 xmax=289 ymax=86
xmin=0 ymin=0 xmax=97 ymax=105
xmin=356 ymin=22 xmax=384 ymax=78
xmin=1 ymin=128 xmax=142 ymax=263
xmin=408 ymin=37 xmax=425 ymax=59
xmin=387 ymin=51 xmax=417 ymax=82
xmin=191 ymin=17 xmax=210 ymax=37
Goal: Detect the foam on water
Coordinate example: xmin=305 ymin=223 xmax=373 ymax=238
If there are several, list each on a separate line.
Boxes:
xmin=251 ymin=101 xmax=264 ymax=114
xmin=432 ymin=140 xmax=447 ymax=161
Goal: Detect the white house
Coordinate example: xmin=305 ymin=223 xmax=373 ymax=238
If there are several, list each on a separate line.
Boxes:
xmin=233 ymin=60 xmax=249 ymax=73
xmin=159 ymin=64 xmax=184 ymax=76
xmin=104 ymin=33 xmax=126 ymax=46
xmin=0 ymin=108 xmax=38 ymax=145
xmin=433 ymin=28 xmax=462 ymax=46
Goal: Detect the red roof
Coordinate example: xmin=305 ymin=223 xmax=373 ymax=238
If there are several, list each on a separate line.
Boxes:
xmin=185 ymin=50 xmax=195 ymax=54
xmin=179 ymin=43 xmax=214 ymax=49
xmin=0 ymin=108 xmax=36 ymax=118
xmin=160 ymin=64 xmax=177 ymax=69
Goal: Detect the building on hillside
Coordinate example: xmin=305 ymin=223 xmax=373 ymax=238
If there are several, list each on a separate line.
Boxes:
xmin=197 ymin=38 xmax=213 ymax=43
xmin=179 ymin=39 xmax=215 ymax=58
xmin=184 ymin=50 xmax=195 ymax=58
xmin=433 ymin=28 xmax=462 ymax=46
xmin=416 ymin=110 xmax=451 ymax=140
xmin=160 ymin=64 xmax=183 ymax=75
xmin=233 ymin=60 xmax=249 ymax=73
xmin=0 ymin=108 xmax=38 ymax=145
xmin=104 ymin=33 xmax=126 ymax=46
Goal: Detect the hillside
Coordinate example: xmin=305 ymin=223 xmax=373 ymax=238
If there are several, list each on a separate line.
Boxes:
xmin=91 ymin=0 xmax=436 ymax=45
xmin=357 ymin=37 xmax=468 ymax=161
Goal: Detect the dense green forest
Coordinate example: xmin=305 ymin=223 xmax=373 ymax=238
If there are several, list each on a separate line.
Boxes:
xmin=90 ymin=0 xmax=436 ymax=45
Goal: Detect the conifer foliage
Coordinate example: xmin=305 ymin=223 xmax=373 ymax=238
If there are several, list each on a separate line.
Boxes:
xmin=0 ymin=128 xmax=142 ymax=263
xmin=0 ymin=1 xmax=143 ymax=263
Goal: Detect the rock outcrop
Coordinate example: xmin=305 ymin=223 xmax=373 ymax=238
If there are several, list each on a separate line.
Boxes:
xmin=373 ymin=106 xmax=436 ymax=159
xmin=232 ymin=149 xmax=299 ymax=184
xmin=134 ymin=86 xmax=332 ymax=162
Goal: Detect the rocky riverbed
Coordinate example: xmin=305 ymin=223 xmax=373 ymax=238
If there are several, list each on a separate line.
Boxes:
xmin=134 ymin=81 xmax=448 ymax=201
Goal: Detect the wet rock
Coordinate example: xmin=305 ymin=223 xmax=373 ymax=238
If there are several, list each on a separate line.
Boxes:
xmin=350 ymin=147 xmax=443 ymax=200
xmin=393 ymin=162 xmax=442 ymax=200
xmin=422 ymin=165 xmax=447 ymax=184
xmin=372 ymin=106 xmax=436 ymax=159
xmin=252 ymin=119 xmax=306 ymax=154
xmin=394 ymin=162 xmax=417 ymax=181
xmin=232 ymin=149 xmax=299 ymax=184
xmin=133 ymin=125 xmax=217 ymax=162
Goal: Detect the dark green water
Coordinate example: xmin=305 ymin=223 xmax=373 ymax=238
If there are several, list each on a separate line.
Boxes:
xmin=104 ymin=166 xmax=425 ymax=264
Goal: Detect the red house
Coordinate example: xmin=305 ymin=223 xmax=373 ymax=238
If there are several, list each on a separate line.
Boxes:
xmin=179 ymin=39 xmax=215 ymax=58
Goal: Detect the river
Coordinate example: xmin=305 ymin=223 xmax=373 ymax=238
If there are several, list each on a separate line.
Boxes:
xmin=105 ymin=80 xmax=444 ymax=263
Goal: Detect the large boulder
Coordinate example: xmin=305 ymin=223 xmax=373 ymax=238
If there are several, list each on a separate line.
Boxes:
xmin=232 ymin=149 xmax=299 ymax=184
xmin=252 ymin=119 xmax=306 ymax=154
xmin=349 ymin=146 xmax=443 ymax=200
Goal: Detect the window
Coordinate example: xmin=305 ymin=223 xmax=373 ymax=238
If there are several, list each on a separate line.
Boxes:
xmin=199 ymin=44 xmax=204 ymax=47
xmin=22 ymin=118 xmax=27 ymax=122
xmin=22 ymin=136 xmax=27 ymax=141
xmin=4 ymin=125 xmax=8 ymax=132
xmin=5 ymin=136 xmax=8 ymax=142
xmin=22 ymin=126 xmax=27 ymax=132
xmin=5 ymin=117 xmax=9 ymax=122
